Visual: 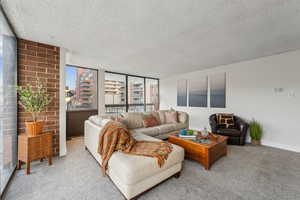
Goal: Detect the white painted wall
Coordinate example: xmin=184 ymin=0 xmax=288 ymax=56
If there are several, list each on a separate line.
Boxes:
xmin=59 ymin=48 xmax=67 ymax=156
xmin=160 ymin=50 xmax=300 ymax=152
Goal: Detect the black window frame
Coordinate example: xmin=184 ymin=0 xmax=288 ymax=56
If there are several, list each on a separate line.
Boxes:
xmin=105 ymin=71 xmax=159 ymax=113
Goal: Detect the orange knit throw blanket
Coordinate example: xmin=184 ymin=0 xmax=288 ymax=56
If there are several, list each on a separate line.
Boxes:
xmin=98 ymin=121 xmax=173 ymax=175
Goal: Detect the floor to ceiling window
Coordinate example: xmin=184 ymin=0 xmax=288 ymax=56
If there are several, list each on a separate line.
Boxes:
xmin=104 ymin=73 xmax=126 ymax=113
xmin=128 ymin=76 xmax=145 ymax=112
xmin=104 ymin=72 xmax=159 ymax=113
xmin=65 ymin=65 xmax=98 ymax=138
xmin=145 ymin=78 xmax=159 ymax=111
xmin=0 ymin=10 xmax=17 ymax=195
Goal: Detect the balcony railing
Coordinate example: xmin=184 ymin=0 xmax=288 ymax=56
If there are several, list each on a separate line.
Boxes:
xmin=105 ymin=104 xmax=156 ymax=113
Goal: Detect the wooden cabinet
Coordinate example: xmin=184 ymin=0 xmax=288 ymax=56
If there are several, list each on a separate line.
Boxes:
xmin=18 ymin=132 xmax=53 ymax=174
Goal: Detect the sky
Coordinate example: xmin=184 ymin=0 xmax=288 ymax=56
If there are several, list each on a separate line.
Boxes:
xmin=65 ymin=65 xmax=77 ymax=90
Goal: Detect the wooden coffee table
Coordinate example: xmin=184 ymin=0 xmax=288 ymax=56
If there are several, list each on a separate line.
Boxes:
xmin=168 ymin=133 xmax=228 ymax=170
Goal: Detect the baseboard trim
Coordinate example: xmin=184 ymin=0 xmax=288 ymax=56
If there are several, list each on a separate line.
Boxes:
xmin=262 ymin=141 xmax=300 ymax=153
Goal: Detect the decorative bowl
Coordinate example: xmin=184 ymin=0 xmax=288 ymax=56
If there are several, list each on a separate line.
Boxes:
xmin=188 ymin=130 xmax=194 ymax=135
xmin=180 ymin=129 xmax=187 ymax=135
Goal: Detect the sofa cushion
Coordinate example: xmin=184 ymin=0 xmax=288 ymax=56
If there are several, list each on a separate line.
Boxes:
xmin=143 ymin=115 xmax=160 ymax=128
xmin=156 ymin=124 xmax=176 ymax=134
xmin=99 ymin=113 xmax=120 ymax=120
xmin=173 ymin=123 xmax=187 ymax=130
xmin=144 ymin=111 xmax=161 ymax=125
xmin=88 ymin=115 xmax=112 ymax=127
xmin=108 ymin=133 xmax=184 ymax=185
xmin=115 ymin=116 xmax=128 ymax=129
xmin=217 ymin=128 xmax=241 ymax=137
xmin=158 ymin=110 xmax=168 ymax=124
xmin=88 ymin=115 xmax=102 ymax=126
xmin=216 ymin=113 xmax=235 ymax=129
xmin=121 ymin=112 xmax=144 ymax=129
xmin=130 ymin=127 xmax=160 ymax=137
xmin=178 ymin=111 xmax=188 ymax=124
xmin=165 ymin=111 xmax=178 ymax=124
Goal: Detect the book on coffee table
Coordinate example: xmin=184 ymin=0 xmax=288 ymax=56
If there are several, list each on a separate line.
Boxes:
xmin=179 ymin=134 xmax=196 ymax=138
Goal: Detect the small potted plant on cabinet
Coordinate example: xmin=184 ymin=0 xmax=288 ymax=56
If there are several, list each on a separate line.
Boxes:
xmin=249 ymin=119 xmax=263 ymax=145
xmin=16 ymin=82 xmax=52 ymax=136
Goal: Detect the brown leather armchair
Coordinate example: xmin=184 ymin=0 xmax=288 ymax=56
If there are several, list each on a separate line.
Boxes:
xmin=209 ymin=114 xmax=249 ymax=145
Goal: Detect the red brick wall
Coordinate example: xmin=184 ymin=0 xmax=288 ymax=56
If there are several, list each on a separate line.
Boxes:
xmin=17 ymin=39 xmax=60 ymax=156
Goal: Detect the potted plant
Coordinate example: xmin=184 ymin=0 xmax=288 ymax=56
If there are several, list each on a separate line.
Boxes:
xmin=249 ymin=119 xmax=263 ymax=145
xmin=16 ymin=82 xmax=52 ymax=136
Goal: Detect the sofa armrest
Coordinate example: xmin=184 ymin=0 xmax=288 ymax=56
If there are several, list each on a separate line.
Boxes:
xmin=209 ymin=115 xmax=218 ymax=133
xmin=235 ymin=117 xmax=249 ymax=137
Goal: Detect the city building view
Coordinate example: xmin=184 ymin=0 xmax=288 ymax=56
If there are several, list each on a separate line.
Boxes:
xmin=65 ymin=66 xmax=98 ymax=110
xmin=104 ymin=73 xmax=159 ymax=113
xmin=127 ymin=77 xmax=144 ymax=112
xmin=104 ymin=79 xmax=126 ymax=105
xmin=104 ymin=73 xmax=126 ymax=113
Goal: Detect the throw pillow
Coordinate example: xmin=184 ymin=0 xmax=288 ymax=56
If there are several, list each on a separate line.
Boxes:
xmin=178 ymin=111 xmax=188 ymax=124
xmin=121 ymin=112 xmax=144 ymax=129
xmin=147 ymin=112 xmax=161 ymax=125
xmin=217 ymin=113 xmax=235 ymax=129
xmin=115 ymin=116 xmax=128 ymax=129
xmin=158 ymin=110 xmax=167 ymax=124
xmin=165 ymin=111 xmax=178 ymax=124
xmin=143 ymin=115 xmax=159 ymax=128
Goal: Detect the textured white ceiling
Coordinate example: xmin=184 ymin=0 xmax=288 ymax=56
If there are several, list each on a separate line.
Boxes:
xmin=2 ymin=0 xmax=300 ymax=78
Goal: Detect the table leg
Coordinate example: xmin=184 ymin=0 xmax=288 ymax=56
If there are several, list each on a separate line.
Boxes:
xmin=17 ymin=160 xmax=22 ymax=170
xmin=26 ymin=160 xmax=30 ymax=174
xmin=48 ymin=156 xmax=52 ymax=166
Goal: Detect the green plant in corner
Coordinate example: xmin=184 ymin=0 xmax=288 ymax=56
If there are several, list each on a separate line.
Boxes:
xmin=249 ymin=119 xmax=263 ymax=145
xmin=16 ymin=82 xmax=52 ymax=136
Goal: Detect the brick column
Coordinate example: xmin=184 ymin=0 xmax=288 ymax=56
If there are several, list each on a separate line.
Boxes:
xmin=17 ymin=39 xmax=60 ymax=156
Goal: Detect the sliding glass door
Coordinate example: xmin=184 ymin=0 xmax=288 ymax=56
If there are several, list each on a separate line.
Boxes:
xmin=65 ymin=65 xmax=98 ymax=138
xmin=0 ymin=10 xmax=17 ymax=195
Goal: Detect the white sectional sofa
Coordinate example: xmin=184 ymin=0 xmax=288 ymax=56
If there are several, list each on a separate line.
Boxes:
xmin=88 ymin=110 xmax=189 ymax=139
xmin=84 ymin=110 xmax=188 ymax=199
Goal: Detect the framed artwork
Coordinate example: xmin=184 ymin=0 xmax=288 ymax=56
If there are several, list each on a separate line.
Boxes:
xmin=189 ymin=77 xmax=208 ymax=107
xmin=210 ymin=72 xmax=226 ymax=108
xmin=177 ymin=79 xmax=187 ymax=106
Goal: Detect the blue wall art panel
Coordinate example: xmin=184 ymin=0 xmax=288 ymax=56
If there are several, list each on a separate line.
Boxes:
xmin=189 ymin=77 xmax=208 ymax=107
xmin=210 ymin=73 xmax=226 ymax=108
xmin=177 ymin=79 xmax=187 ymax=106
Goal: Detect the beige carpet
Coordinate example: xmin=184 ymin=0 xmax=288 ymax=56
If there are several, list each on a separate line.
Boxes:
xmin=4 ymin=137 xmax=300 ymax=200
